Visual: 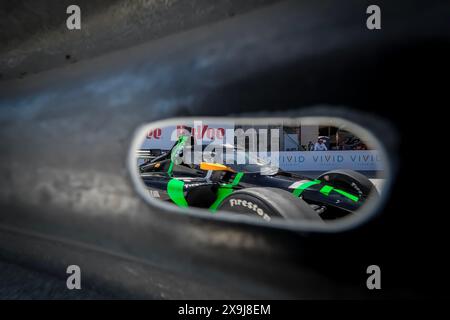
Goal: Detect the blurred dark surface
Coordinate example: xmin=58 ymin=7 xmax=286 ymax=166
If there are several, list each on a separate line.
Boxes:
xmin=0 ymin=0 xmax=449 ymax=299
xmin=0 ymin=260 xmax=114 ymax=299
xmin=0 ymin=0 xmax=277 ymax=81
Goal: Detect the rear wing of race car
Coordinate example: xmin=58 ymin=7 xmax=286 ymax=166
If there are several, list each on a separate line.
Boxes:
xmin=137 ymin=135 xmax=191 ymax=159
xmin=136 ymin=149 xmax=169 ymax=161
xmin=136 ymin=149 xmax=160 ymax=159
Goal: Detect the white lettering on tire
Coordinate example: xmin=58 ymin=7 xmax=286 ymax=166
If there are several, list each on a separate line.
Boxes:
xmin=227 ymin=198 xmax=271 ymax=221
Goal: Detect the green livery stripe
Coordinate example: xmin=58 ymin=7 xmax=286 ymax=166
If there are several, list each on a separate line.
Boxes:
xmin=170 ymin=136 xmax=188 ymax=163
xmin=231 ymin=172 xmax=244 ymax=186
xmin=319 ymin=185 xmax=334 ymax=196
xmin=334 ymin=188 xmax=359 ymax=202
xmin=293 ymin=180 xmax=359 ymax=202
xmin=168 ymin=135 xmax=188 ymax=176
xmin=167 ymin=161 xmax=174 ymax=176
xmin=292 ymin=180 xmax=321 ymax=197
xmin=167 ymin=179 xmax=188 ymax=207
xmin=209 ymin=172 xmax=244 ymax=212
xmin=209 ymin=188 xmax=234 ymax=212
xmin=320 ymin=184 xmax=359 ymax=202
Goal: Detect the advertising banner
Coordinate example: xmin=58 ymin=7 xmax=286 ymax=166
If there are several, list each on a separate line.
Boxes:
xmin=141 ymin=121 xmax=235 ymax=150
xmin=277 ymin=150 xmax=383 ymax=171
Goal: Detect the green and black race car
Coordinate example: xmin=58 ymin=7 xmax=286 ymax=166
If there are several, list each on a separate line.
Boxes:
xmin=138 ymin=135 xmax=378 ymax=221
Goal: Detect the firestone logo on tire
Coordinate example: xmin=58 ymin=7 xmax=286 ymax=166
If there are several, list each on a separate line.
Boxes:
xmin=229 ymin=199 xmax=271 ymax=221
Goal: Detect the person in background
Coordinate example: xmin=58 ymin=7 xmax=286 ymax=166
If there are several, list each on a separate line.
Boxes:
xmin=313 ymin=138 xmax=328 ymax=151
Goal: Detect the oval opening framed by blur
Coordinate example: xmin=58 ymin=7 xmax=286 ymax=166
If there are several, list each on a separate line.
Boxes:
xmin=129 ymin=117 xmax=391 ymax=231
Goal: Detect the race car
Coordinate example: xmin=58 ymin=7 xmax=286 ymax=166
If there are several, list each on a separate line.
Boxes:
xmin=138 ymin=135 xmax=378 ymax=221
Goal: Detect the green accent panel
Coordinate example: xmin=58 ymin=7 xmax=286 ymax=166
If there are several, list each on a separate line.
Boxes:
xmin=334 ymin=188 xmax=359 ymax=202
xmin=209 ymin=187 xmax=234 ymax=212
xmin=167 ymin=161 xmax=174 ymax=176
xmin=320 ymin=185 xmax=334 ymax=196
xmin=292 ymin=180 xmax=321 ymax=197
xmin=292 ymin=179 xmax=359 ymax=202
xmin=168 ymin=135 xmax=188 ymax=176
xmin=170 ymin=135 xmax=188 ymax=163
xmin=167 ymin=179 xmax=188 ymax=207
xmin=231 ymin=172 xmax=244 ymax=186
xmin=209 ymin=172 xmax=244 ymax=212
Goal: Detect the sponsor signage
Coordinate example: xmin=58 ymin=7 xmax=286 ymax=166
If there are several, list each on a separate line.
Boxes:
xmin=141 ymin=121 xmax=235 ymax=150
xmin=276 ymin=151 xmax=383 ymax=171
xmin=139 ymin=122 xmax=383 ymax=172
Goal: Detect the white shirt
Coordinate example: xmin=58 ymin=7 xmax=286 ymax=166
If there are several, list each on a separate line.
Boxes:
xmin=313 ymin=142 xmax=328 ymax=151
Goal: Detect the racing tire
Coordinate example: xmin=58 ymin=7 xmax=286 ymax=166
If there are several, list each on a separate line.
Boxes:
xmin=216 ymin=187 xmax=322 ymax=222
xmin=316 ymin=169 xmax=378 ymax=198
